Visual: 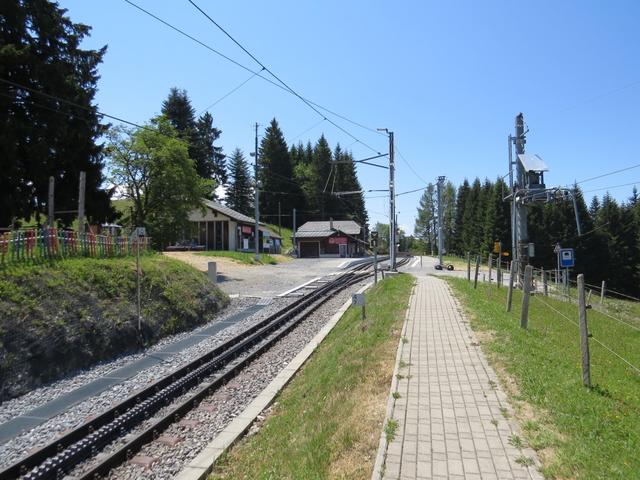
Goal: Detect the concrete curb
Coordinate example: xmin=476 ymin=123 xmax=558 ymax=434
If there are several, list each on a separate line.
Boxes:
xmin=370 ymin=279 xmax=416 ymax=480
xmin=174 ymin=282 xmax=373 ymax=480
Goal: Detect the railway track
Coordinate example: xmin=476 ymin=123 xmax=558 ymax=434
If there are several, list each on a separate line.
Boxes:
xmin=1 ymin=257 xmax=411 ymax=480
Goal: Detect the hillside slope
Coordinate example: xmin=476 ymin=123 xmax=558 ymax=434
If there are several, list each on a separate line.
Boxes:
xmin=0 ymin=255 xmax=228 ymax=401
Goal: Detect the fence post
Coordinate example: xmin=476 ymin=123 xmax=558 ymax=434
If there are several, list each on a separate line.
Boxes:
xmin=577 ymin=274 xmax=591 ymax=387
xmin=506 ymin=260 xmax=516 ymax=312
xmin=497 ymin=255 xmax=502 ymax=288
xmin=520 ymin=265 xmax=533 ymax=329
xmin=543 ymin=269 xmax=548 ymax=296
xmin=473 ymin=255 xmax=480 ymax=289
xmin=488 ymin=254 xmax=493 ymax=284
xmin=466 ymin=252 xmax=471 ymax=282
xmin=600 ymin=280 xmax=606 ymax=305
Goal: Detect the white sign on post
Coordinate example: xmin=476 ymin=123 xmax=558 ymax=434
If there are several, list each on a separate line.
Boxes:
xmin=352 ymin=293 xmax=365 ymax=306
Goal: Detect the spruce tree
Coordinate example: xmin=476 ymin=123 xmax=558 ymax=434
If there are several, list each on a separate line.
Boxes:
xmin=193 ymin=112 xmax=226 ymax=188
xmin=0 ymin=0 xmax=114 ymax=227
xmin=258 ymin=118 xmax=300 ymax=228
xmin=310 ymin=135 xmax=334 ymax=219
xmin=161 ymin=88 xmax=196 ymax=135
xmin=225 ymin=148 xmax=253 ymax=216
xmin=452 ymin=179 xmax=470 ymax=253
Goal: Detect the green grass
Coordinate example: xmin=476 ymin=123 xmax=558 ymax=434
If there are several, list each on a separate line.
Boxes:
xmin=264 ymin=223 xmax=293 ymax=253
xmin=0 ymin=254 xmax=228 ymax=400
xmin=447 ymin=277 xmax=640 ymax=479
xmin=210 ymin=274 xmax=414 ymax=480
xmin=195 ymin=250 xmax=282 ymax=265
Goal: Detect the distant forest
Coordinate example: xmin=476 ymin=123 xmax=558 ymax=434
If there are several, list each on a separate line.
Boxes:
xmin=415 ymin=177 xmax=640 ymax=297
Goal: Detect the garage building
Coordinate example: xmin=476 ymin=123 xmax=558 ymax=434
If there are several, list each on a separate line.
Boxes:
xmin=294 ymin=220 xmax=363 ymax=258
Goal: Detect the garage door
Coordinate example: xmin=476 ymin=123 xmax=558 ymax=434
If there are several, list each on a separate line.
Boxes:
xmin=299 ymin=242 xmax=320 ymax=258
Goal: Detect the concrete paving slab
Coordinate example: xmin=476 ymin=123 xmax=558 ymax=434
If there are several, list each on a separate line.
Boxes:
xmin=372 ymin=275 xmax=543 ymax=480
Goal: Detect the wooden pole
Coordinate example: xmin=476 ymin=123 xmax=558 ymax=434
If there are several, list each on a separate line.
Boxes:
xmin=497 ymin=249 xmax=502 ymax=288
xmin=543 ymin=269 xmax=548 ymax=296
xmin=466 ymin=252 xmax=471 ymax=282
xmin=600 ymin=280 xmax=606 ymax=305
xmin=577 ymin=274 xmax=591 ymax=387
xmin=507 ymin=260 xmax=516 ymax=312
xmin=48 ymin=176 xmax=55 ymax=227
xmin=520 ymin=265 xmax=533 ymax=329
xmin=488 ymin=254 xmax=493 ymax=284
xmin=473 ymin=255 xmax=480 ymax=289
xmin=77 ymin=171 xmax=86 ymax=234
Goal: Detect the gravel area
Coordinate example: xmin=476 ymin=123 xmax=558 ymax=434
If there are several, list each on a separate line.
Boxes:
xmin=0 ymin=296 xmax=299 ymax=471
xmin=70 ymin=279 xmax=370 ymax=479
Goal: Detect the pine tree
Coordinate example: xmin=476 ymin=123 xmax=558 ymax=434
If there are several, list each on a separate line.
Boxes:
xmin=225 ymin=148 xmax=253 ymax=216
xmin=310 ymin=135 xmax=334 ymax=219
xmin=334 ymin=148 xmax=368 ymax=226
xmin=415 ymin=184 xmax=436 ymax=255
xmin=452 ymin=179 xmax=470 ymax=253
xmin=161 ymin=88 xmax=196 ymax=135
xmin=0 ymin=0 xmax=115 ymax=227
xmin=193 ymin=112 xmax=226 ymax=189
xmin=258 ymin=118 xmax=300 ymax=228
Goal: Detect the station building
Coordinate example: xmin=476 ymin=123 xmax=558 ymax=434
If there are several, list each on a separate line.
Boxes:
xmin=186 ymin=200 xmax=281 ymax=253
xmin=294 ymin=220 xmax=363 ymax=258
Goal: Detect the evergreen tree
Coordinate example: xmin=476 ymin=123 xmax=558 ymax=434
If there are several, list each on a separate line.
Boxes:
xmin=225 ymin=148 xmax=253 ymax=216
xmin=193 ymin=112 xmax=226 ymax=190
xmin=310 ymin=135 xmax=334 ymax=219
xmin=161 ymin=88 xmax=196 ymax=136
xmin=414 ymin=184 xmax=436 ymax=255
xmin=0 ymin=0 xmax=115 ymax=227
xmin=452 ymin=179 xmax=470 ymax=252
xmin=442 ymin=181 xmax=457 ymax=254
xmin=334 ymin=147 xmax=368 ymax=226
xmin=258 ymin=118 xmax=300 ymax=228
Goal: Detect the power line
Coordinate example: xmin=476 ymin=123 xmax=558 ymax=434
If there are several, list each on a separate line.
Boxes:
xmin=186 ymin=0 xmax=383 ymax=155
xmin=395 ymin=145 xmax=429 ymax=186
xmin=197 ymin=70 xmax=263 ymax=116
xmin=583 ymin=180 xmax=640 ymax=194
xmin=0 ymin=78 xmax=177 ymax=140
xmin=573 ymin=163 xmax=640 ymax=186
xmin=288 ymin=118 xmax=327 ymax=143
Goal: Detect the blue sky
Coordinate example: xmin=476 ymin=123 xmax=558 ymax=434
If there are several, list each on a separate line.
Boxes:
xmin=60 ymin=0 xmax=640 ymax=231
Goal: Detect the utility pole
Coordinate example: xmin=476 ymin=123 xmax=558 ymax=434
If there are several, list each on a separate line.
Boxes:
xmin=436 ymin=176 xmax=445 ymax=267
xmin=389 ymin=131 xmax=396 ymax=270
xmin=377 ymin=128 xmax=396 ymax=270
xmin=513 ymin=113 xmax=528 ymax=283
xmin=48 ymin=176 xmax=55 ymax=227
xmin=77 ymin=171 xmax=86 ymax=233
xmin=292 ymin=208 xmax=297 ymax=257
xmin=253 ymin=123 xmax=260 ymax=261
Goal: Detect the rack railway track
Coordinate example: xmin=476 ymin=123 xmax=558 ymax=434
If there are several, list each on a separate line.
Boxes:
xmin=1 ymin=257 xmax=410 ymax=480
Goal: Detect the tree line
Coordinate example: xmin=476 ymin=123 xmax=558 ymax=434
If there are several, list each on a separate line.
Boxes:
xmin=415 ymin=177 xmax=640 ymax=296
xmin=1 ymin=1 xmax=368 ymax=246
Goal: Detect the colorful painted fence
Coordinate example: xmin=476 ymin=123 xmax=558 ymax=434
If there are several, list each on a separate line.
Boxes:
xmin=0 ymin=228 xmax=151 ymax=264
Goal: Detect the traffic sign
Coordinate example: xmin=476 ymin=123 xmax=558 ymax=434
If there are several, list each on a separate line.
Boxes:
xmin=560 ymin=248 xmax=575 ymax=268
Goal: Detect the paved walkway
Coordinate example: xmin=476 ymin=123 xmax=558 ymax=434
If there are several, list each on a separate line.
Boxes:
xmin=374 ymin=275 xmax=543 ymax=480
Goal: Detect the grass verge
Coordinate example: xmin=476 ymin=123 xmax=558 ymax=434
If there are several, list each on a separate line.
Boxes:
xmin=0 ymin=254 xmax=228 ymax=401
xmin=447 ymin=277 xmax=640 ymax=479
xmin=195 ymin=250 xmax=285 ymax=265
xmin=210 ymin=273 xmax=414 ymax=480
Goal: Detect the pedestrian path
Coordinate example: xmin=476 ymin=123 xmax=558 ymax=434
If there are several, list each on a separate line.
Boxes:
xmin=373 ymin=275 xmax=543 ymax=480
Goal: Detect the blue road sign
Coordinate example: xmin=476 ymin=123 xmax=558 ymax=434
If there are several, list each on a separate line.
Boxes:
xmin=560 ymin=248 xmax=575 ymax=268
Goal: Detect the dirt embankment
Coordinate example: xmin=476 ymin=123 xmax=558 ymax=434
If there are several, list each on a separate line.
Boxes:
xmin=0 ymin=254 xmax=229 ymax=401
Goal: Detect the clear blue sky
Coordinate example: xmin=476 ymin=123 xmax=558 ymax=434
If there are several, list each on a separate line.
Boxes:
xmin=61 ymin=0 xmax=640 ymax=232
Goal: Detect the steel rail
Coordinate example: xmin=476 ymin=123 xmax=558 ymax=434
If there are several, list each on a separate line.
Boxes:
xmin=1 ymin=264 xmax=372 ymax=480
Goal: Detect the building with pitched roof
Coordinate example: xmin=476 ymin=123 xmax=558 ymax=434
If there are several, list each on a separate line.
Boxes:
xmin=186 ymin=199 xmax=281 ymax=253
xmin=294 ymin=220 xmax=363 ymax=258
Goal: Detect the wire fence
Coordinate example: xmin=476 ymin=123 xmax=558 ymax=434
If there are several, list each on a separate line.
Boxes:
xmin=0 ymin=228 xmax=151 ymax=265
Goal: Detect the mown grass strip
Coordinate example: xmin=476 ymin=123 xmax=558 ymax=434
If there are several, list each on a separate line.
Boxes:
xmin=195 ymin=250 xmax=283 ymax=265
xmin=210 ymin=273 xmax=414 ymax=480
xmin=447 ymin=277 xmax=640 ymax=479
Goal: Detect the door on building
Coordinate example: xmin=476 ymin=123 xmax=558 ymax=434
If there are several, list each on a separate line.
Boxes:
xmin=300 ymin=242 xmax=320 ymax=258
xmin=339 ymin=243 xmax=348 ymax=258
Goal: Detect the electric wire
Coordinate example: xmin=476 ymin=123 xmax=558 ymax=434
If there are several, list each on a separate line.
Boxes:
xmin=197 ymin=70 xmax=263 ymax=116
xmin=124 ymin=0 xmax=383 ymax=151
xmin=583 ymin=180 xmax=640 ymax=194
xmin=395 ymin=145 xmax=428 ymax=186
xmin=288 ymin=118 xmax=327 ymax=143
xmin=534 ymin=296 xmax=640 ymax=375
xmin=572 ymin=163 xmax=640 ymax=186
xmin=185 ymin=0 xmax=382 ymax=155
